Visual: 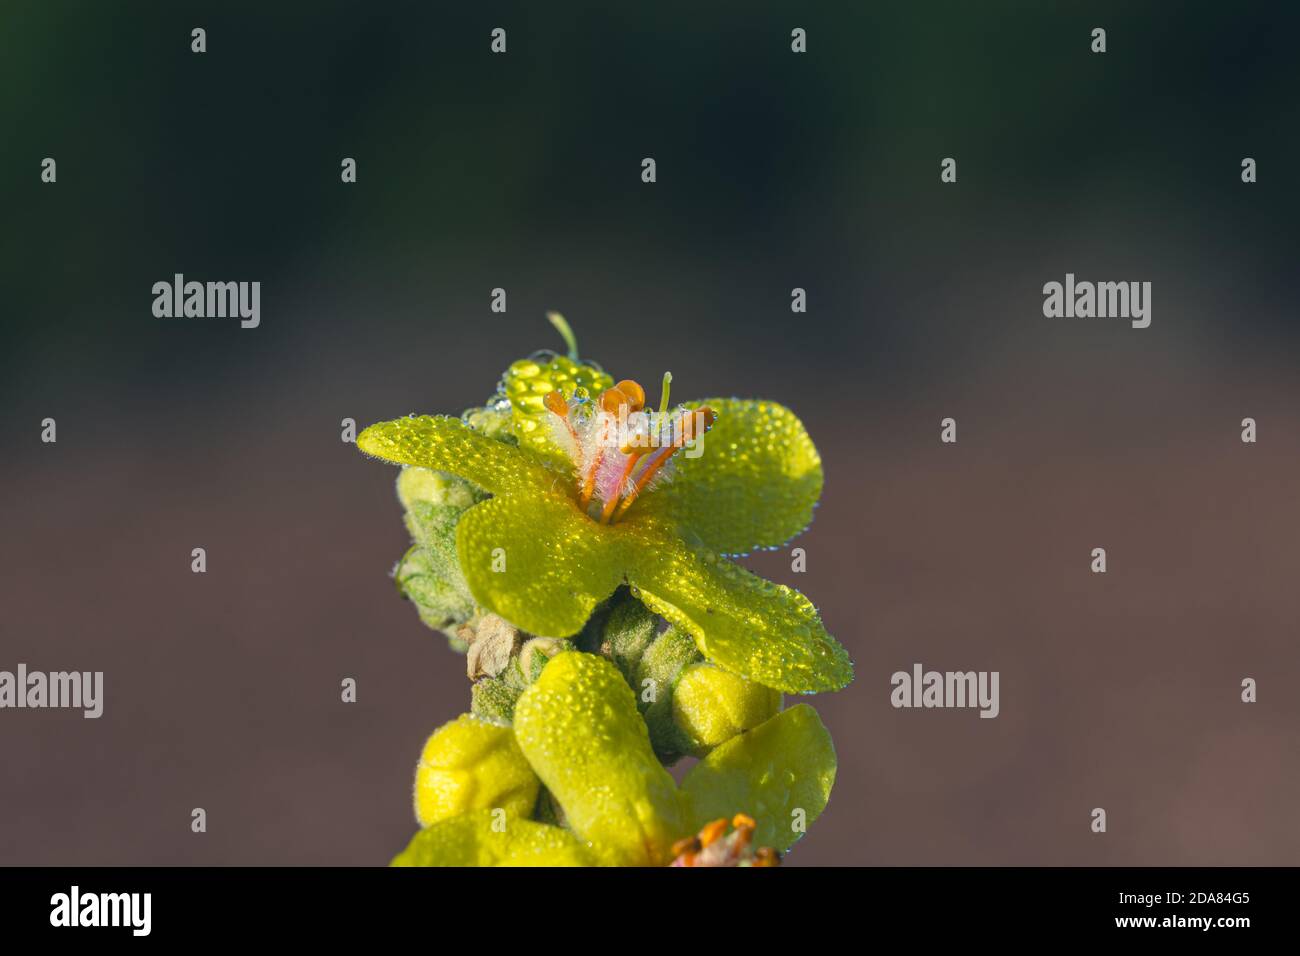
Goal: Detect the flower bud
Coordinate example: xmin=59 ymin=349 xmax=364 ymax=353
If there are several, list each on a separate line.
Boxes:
xmin=395 ymin=546 xmax=475 ymax=634
xmin=460 ymin=401 xmax=517 ymax=444
xmin=394 ymin=467 xmax=481 ymax=640
xmin=635 ymin=627 xmax=703 ymax=762
xmin=414 ymin=714 xmax=539 ymax=827
xmin=595 ymin=595 xmax=658 ymax=684
xmin=397 ymin=466 xmax=479 ymax=513
xmin=520 ymin=637 xmax=573 ymax=683
xmin=470 ymin=676 xmax=520 ymax=722
xmin=671 ymin=663 xmax=782 ymax=756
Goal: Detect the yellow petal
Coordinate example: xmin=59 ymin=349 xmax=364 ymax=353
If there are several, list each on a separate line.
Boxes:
xmin=644 ymin=398 xmax=823 ymax=555
xmin=456 ymin=493 xmax=626 ymax=638
xmin=513 ymin=652 xmax=686 ymax=865
xmin=628 ymin=524 xmax=853 ymax=693
xmin=392 ymin=810 xmax=592 ymax=867
xmin=681 ymin=704 xmax=836 ymax=853
xmin=358 ymin=414 xmax=553 ymax=495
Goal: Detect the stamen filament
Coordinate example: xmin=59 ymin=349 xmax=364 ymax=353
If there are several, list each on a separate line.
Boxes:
xmin=699 ymin=819 xmax=729 ymax=848
xmin=543 ymin=391 xmax=583 ymax=488
xmin=580 ymin=432 xmax=610 ymax=507
xmin=600 ymin=452 xmax=642 ymax=523
xmin=550 ymin=373 xmax=713 ymax=526
xmin=669 ymin=814 xmax=778 ymax=867
xmin=611 ymin=405 xmax=714 ymax=522
xmin=612 ymin=445 xmax=673 ymax=521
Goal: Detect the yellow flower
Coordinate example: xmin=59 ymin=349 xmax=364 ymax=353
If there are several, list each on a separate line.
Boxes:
xmin=357 ymin=336 xmax=852 ymax=694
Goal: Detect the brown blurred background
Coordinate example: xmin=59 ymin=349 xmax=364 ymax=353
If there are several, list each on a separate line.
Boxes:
xmin=1 ymin=1 xmax=1297 ymax=865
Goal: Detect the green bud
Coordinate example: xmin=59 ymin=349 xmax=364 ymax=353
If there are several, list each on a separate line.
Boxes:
xmin=470 ymin=676 xmax=520 ymax=722
xmin=403 ymin=501 xmax=470 ymax=564
xmin=397 ymin=466 xmax=480 ymax=513
xmin=634 ymin=626 xmax=703 ymax=763
xmin=395 ymin=546 xmax=475 ymax=633
xmin=460 ymin=402 xmax=518 ymax=444
xmin=397 ymin=467 xmax=480 ymax=576
xmin=595 ymin=595 xmax=658 ymax=684
xmin=520 ymin=637 xmax=574 ymax=683
xmin=393 ymin=467 xmax=481 ymax=639
xmin=637 ymin=626 xmax=702 ymax=693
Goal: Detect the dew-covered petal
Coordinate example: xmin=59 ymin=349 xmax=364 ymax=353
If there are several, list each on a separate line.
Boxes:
xmin=391 ymin=810 xmax=592 ymax=867
xmin=628 ymin=530 xmax=853 ymax=694
xmin=680 ymin=704 xmax=836 ymax=853
xmin=644 ymin=398 xmax=823 ymax=555
xmin=358 ymin=414 xmax=553 ymax=495
xmin=455 ymin=493 xmax=627 ymax=638
xmin=413 ymin=714 xmax=539 ymax=827
xmin=513 ymin=652 xmax=686 ymax=866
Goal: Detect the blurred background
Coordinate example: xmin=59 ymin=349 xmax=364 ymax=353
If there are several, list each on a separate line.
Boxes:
xmin=2 ymin=1 xmax=1298 ymax=865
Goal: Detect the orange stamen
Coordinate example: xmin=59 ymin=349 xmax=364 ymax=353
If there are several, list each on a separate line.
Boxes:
xmin=731 ymin=825 xmax=755 ymax=852
xmin=567 ymin=378 xmax=713 ymax=526
xmin=579 ymin=452 xmax=602 ymax=507
xmin=611 ymin=445 xmax=673 ymax=521
xmin=611 ymin=406 xmax=714 ymax=521
xmin=586 ymin=386 xmax=642 ymax=506
xmin=544 ymin=390 xmax=586 ymax=495
xmin=600 ymin=452 xmax=641 ymax=523
xmin=698 ymin=819 xmax=728 ymax=848
xmin=671 ymin=835 xmax=701 ymax=858
xmin=580 ymin=410 xmax=620 ymax=507
xmin=669 ymin=815 xmax=779 ymax=867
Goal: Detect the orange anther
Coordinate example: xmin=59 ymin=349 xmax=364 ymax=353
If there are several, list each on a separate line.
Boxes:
xmin=671 ymin=836 xmax=701 ymax=858
xmin=699 ymin=818 xmax=729 ymax=848
xmin=732 ymin=813 xmax=756 ymax=831
xmin=543 ymin=390 xmax=568 ymax=417
xmin=599 ymin=388 xmax=630 ymax=415
xmin=613 ymin=379 xmax=646 ymax=412
xmin=679 ymin=406 xmax=715 ymax=443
